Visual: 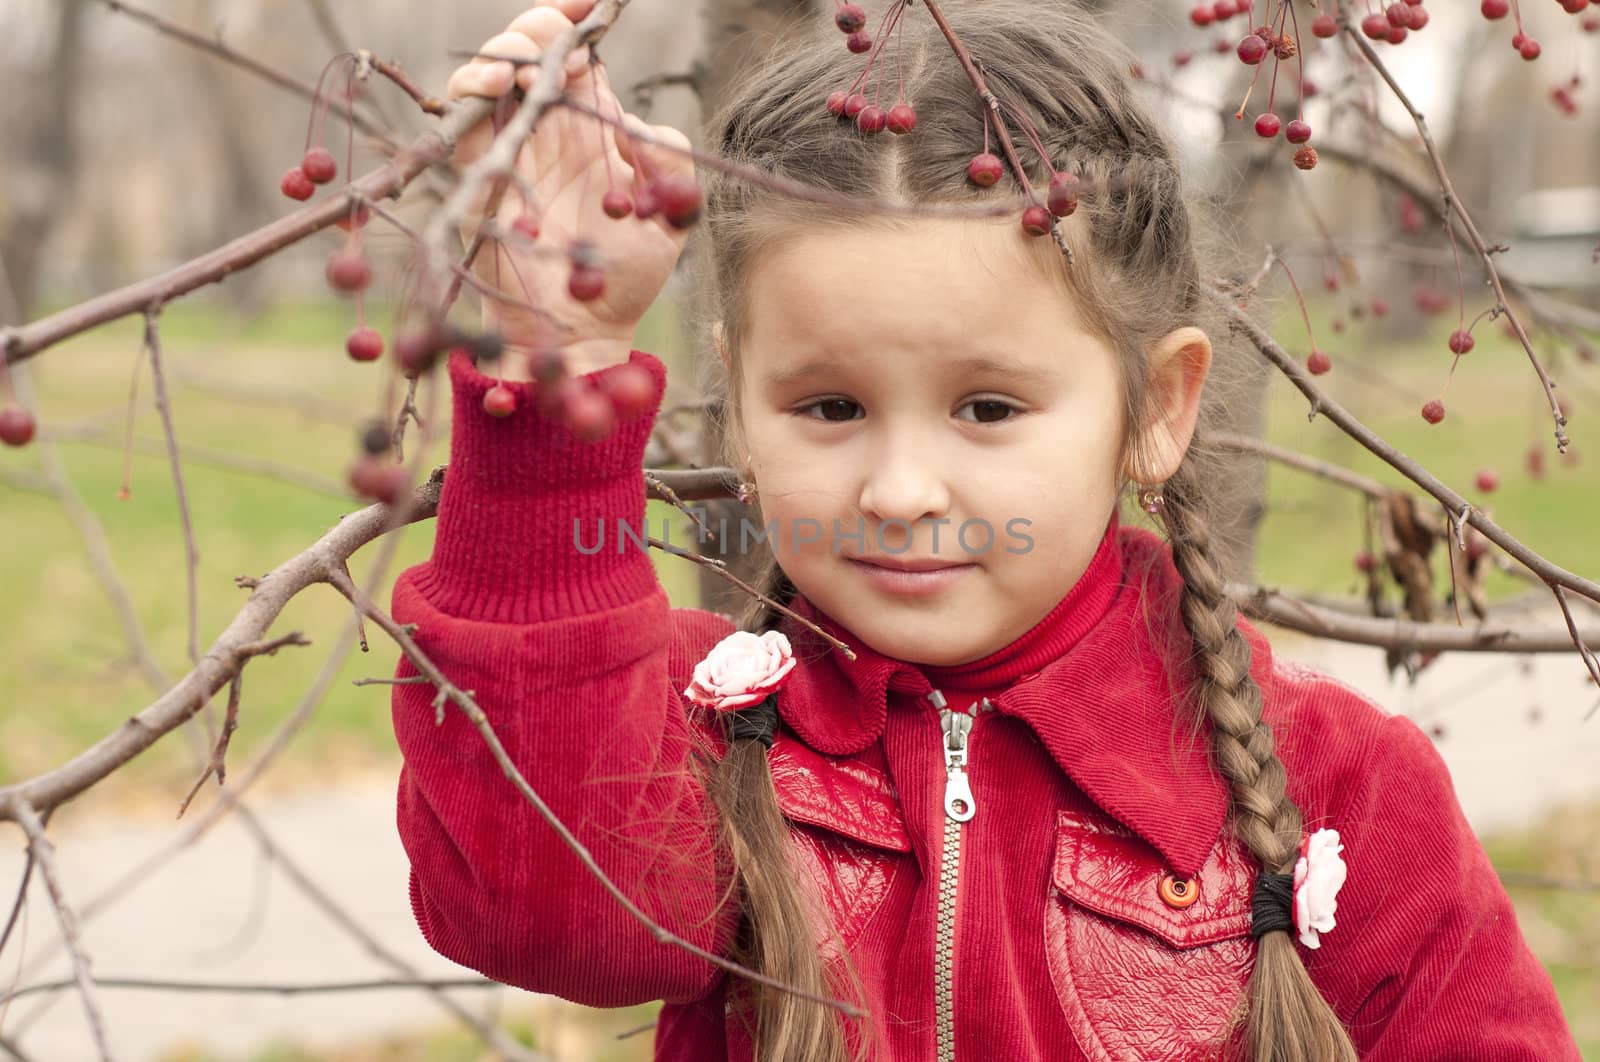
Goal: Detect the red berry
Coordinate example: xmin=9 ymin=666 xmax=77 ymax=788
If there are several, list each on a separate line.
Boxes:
xmin=1191 ymin=4 xmax=1216 ymax=25
xmin=1285 ymin=119 xmax=1312 ymax=143
xmin=1361 ymin=12 xmax=1391 ymax=37
xmin=1254 ymin=113 xmax=1282 ymax=138
xmin=886 ymin=103 xmax=917 ymax=134
xmin=967 ymin=152 xmax=1004 ymax=187
xmin=843 ymin=93 xmax=869 ymax=119
xmin=1527 ymin=445 xmax=1546 ymax=479
xmin=1047 ymin=173 xmax=1081 ymax=218
xmin=1475 ymin=469 xmax=1499 ymax=492
xmin=1021 ymin=205 xmax=1053 ymax=237
xmin=346 ymin=326 xmax=384 ymax=362
xmin=561 ymin=383 xmax=616 ymax=440
xmin=1448 ymin=329 xmax=1475 ymax=354
xmin=1306 ymin=350 xmax=1332 ymax=374
xmin=280 ymin=167 xmax=315 ymax=201
xmin=1214 ymin=37 xmax=1234 ymax=54
xmin=484 ymin=384 xmax=517 ymax=417
xmin=1421 ymin=399 xmax=1446 ymax=424
xmin=846 ymin=31 xmax=873 ymax=54
xmin=1173 ymin=49 xmax=1194 ymax=67
xmin=1414 ymin=286 xmax=1448 ymax=315
xmin=1237 ymin=34 xmax=1269 ymax=63
xmin=302 ymin=146 xmax=337 ymax=184
xmin=1354 ymin=551 xmax=1377 ymax=573
xmin=654 ymin=174 xmax=703 ymax=228
xmin=396 ymin=329 xmax=444 ymax=375
xmin=1518 ymin=36 xmax=1541 ymax=59
xmin=569 ymin=262 xmax=605 ymax=302
xmin=1386 ymin=23 xmax=1408 ymax=43
xmin=600 ymin=363 xmax=656 ymax=417
xmin=856 ymin=104 xmax=888 ymax=134
xmin=1481 ymin=0 xmax=1509 ymax=17
xmin=1406 ymin=5 xmax=1430 ymax=29
xmin=1293 ymin=145 xmax=1319 ymax=170
xmin=835 ymin=3 xmax=867 ymax=33
xmin=1563 ymin=0 xmax=1590 ymax=11
xmin=1584 ymin=14 xmax=1599 ymax=30
xmin=1214 ymin=0 xmax=1238 ymax=16
xmin=0 ymin=404 xmax=36 ymax=447
xmin=513 ymin=214 xmax=540 ymax=240
xmin=602 ymin=190 xmax=634 ymax=219
xmin=325 ymin=248 xmax=371 ymax=294
xmin=1371 ymin=298 xmax=1390 ymax=317
xmin=1386 ymin=3 xmax=1409 ymax=27
xmin=348 ymin=456 xmax=406 ymax=505
xmin=1312 ymin=13 xmax=1338 ymax=36
xmin=826 ymin=91 xmax=849 ymax=116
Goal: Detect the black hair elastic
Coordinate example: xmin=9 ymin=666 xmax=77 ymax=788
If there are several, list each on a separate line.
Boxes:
xmin=725 ymin=692 xmax=779 ymax=749
xmin=1250 ymin=871 xmax=1295 ymax=939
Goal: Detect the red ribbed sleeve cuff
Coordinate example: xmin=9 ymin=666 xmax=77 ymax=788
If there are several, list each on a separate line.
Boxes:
xmin=408 ymin=348 xmax=667 ymax=624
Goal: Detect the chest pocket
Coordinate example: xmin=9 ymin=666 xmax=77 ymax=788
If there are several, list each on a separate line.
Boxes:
xmin=769 ymin=734 xmax=911 ymax=962
xmin=1046 ymin=808 xmax=1256 ymax=1061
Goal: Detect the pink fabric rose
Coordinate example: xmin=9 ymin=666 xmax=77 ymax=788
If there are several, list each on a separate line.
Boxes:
xmin=1293 ymin=828 xmax=1347 ymax=949
xmin=682 ymin=630 xmax=797 ymax=711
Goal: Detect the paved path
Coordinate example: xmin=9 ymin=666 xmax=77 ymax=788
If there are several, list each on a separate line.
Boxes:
xmin=1 ymin=636 xmax=1595 ymax=1060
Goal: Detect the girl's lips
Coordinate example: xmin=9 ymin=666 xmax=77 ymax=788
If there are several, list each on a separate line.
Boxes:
xmin=845 ymin=557 xmax=976 ymax=597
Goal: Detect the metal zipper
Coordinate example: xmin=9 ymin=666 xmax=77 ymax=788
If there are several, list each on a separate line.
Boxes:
xmin=929 ymin=690 xmax=980 ymax=1062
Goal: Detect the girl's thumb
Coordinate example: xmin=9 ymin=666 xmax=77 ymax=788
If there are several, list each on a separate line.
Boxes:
xmin=616 ymin=113 xmax=693 ymax=180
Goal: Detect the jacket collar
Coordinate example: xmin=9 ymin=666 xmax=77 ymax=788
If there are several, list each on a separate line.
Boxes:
xmin=776 ymin=521 xmax=1263 ymax=878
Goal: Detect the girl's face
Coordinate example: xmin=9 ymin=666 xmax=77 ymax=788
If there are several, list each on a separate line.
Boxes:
xmin=735 ymin=218 xmax=1133 ymax=666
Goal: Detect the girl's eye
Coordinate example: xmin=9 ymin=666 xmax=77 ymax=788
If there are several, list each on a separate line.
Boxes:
xmin=796 ymin=398 xmax=1020 ymax=423
xmin=957 ymin=399 xmax=1021 ymax=424
xmin=797 ymin=398 xmax=863 ymax=422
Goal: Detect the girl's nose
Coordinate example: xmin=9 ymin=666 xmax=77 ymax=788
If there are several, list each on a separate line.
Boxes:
xmin=857 ymin=441 xmax=952 ymax=532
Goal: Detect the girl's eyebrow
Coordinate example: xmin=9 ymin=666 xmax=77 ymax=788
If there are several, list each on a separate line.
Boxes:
xmin=762 ymin=354 xmax=1056 ymax=390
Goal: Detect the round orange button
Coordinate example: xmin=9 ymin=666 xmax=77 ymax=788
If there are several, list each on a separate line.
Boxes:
xmin=1158 ymin=873 xmax=1200 ymax=909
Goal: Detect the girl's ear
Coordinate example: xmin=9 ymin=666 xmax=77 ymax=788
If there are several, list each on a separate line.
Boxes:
xmin=1126 ymin=326 xmax=1212 ymax=483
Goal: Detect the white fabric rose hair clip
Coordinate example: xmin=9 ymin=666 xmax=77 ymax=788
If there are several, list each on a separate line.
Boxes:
xmin=1293 ymin=828 xmax=1347 ymax=949
xmin=1250 ymin=827 xmax=1347 ymax=950
xmin=682 ymin=630 xmax=797 ymax=748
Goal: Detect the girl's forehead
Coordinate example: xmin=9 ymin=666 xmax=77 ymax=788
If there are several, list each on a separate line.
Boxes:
xmin=742 ymin=221 xmax=1091 ymax=371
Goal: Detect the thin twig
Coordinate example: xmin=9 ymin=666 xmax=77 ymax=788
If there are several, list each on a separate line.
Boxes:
xmin=1343 ymin=23 xmax=1568 ymax=451
xmin=6 ymin=800 xmax=116 ymax=1061
xmin=141 ymin=310 xmax=201 ymax=669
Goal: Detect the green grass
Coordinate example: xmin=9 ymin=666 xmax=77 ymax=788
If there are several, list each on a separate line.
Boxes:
xmin=1250 ymin=307 xmax=1598 ymax=600
xmin=0 ymin=294 xmax=699 ymax=794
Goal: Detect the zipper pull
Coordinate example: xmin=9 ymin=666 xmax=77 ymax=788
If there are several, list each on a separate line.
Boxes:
xmin=927 ymin=690 xmax=976 ymax=823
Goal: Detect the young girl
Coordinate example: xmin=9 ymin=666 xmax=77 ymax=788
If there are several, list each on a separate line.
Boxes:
xmin=389 ymin=2 xmax=1580 ymax=1059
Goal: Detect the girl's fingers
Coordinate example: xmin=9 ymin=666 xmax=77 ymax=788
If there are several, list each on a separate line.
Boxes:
xmin=448 ymin=32 xmax=542 ymax=100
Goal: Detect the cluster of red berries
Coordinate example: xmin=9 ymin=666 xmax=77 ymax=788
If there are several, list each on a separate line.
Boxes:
xmin=826 ymin=2 xmax=918 ymax=135
xmin=281 ymin=146 xmax=339 ymax=201
xmin=1355 ymin=0 xmax=1432 ymax=45
xmin=1551 ymin=75 xmax=1583 ymax=116
xmin=1188 ymin=0 xmax=1253 ymax=26
xmin=1227 ymin=18 xmax=1317 ymax=170
xmin=477 ymin=354 xmax=655 ymax=438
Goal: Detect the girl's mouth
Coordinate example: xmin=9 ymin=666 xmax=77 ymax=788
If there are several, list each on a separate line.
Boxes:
xmin=844 ymin=556 xmax=977 ymax=596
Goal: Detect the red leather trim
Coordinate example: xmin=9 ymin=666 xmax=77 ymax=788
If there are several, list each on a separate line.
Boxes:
xmin=1046 ymin=808 xmax=1255 ymax=1060
xmin=768 ymin=736 xmax=913 ymax=853
xmin=1051 ymin=809 xmax=1252 ymax=948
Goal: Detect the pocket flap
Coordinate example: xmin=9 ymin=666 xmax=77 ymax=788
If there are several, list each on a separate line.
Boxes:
xmin=1052 ymin=809 xmax=1253 ymax=948
xmin=770 ymin=736 xmax=912 ymax=853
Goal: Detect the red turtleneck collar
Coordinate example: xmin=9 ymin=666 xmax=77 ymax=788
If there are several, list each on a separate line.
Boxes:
xmin=773 ymin=511 xmax=1266 ymax=878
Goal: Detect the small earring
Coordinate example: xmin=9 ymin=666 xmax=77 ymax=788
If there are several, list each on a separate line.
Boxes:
xmin=1139 ymin=485 xmax=1166 ymax=515
xmin=737 ymin=479 xmax=758 ymax=504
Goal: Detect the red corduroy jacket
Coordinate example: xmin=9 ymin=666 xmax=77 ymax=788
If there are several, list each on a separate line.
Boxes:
xmin=389 ymin=349 xmax=1579 ymax=1060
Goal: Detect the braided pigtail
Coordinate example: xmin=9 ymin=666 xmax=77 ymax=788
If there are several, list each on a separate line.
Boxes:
xmin=700 ymin=552 xmax=873 ymax=1062
xmin=1159 ymin=458 xmax=1358 ymax=1062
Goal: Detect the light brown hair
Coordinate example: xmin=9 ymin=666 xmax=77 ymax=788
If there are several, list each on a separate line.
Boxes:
xmin=692 ymin=3 xmax=1358 ymax=1059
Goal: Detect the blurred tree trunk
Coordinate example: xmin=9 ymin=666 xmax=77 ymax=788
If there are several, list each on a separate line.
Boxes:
xmin=1 ymin=1 xmax=86 ymax=321
xmin=686 ymin=0 xmax=1264 ymax=617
